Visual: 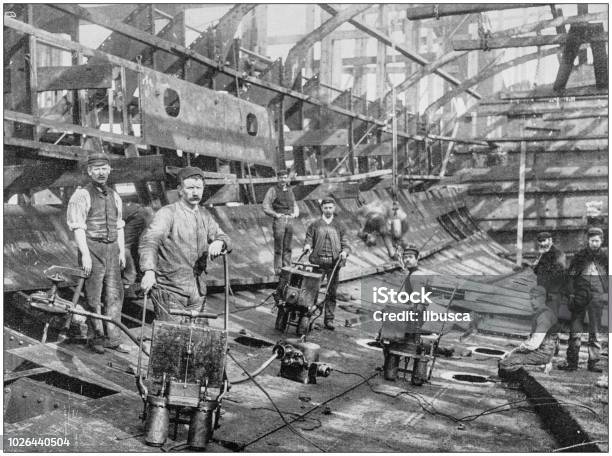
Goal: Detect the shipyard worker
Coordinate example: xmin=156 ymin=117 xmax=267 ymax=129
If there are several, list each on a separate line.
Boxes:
xmin=139 ymin=166 xmax=231 ymax=322
xmin=498 ymin=286 xmax=558 ymax=380
xmin=532 ymin=231 xmax=566 ymax=316
xmin=559 ymin=227 xmax=608 ymax=373
xmin=66 ymin=152 xmax=128 ymax=354
xmin=262 ymin=169 xmax=299 ymax=275
xmin=357 ymin=199 xmax=408 ymax=260
xmin=303 ymin=196 xmax=350 ymax=330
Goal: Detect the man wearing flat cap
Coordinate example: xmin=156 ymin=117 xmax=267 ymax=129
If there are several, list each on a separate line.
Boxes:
xmin=303 ymin=196 xmax=350 ymax=330
xmin=262 ymin=169 xmax=299 ymax=275
xmin=67 ymin=152 xmax=128 ymax=354
xmin=560 ymin=226 xmax=608 ymax=372
xmin=532 ymin=231 xmax=566 ymax=317
xmin=139 ymin=166 xmax=231 ymax=322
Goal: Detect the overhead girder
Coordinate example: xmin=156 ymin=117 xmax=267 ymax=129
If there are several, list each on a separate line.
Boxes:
xmin=405 ymin=4 xmax=543 ymax=20
xmin=283 ymin=4 xmax=372 ymax=86
xmin=425 ymin=47 xmax=561 ymax=118
xmin=319 ymin=3 xmax=482 ymax=101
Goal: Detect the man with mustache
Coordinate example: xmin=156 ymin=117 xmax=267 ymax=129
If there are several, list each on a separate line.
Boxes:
xmin=139 ymin=167 xmax=231 ymax=322
xmin=559 ymin=227 xmax=608 ymax=372
xmin=303 ymin=196 xmax=350 ymax=330
xmin=532 ymin=231 xmax=566 ymax=317
xmin=262 ymin=169 xmax=299 ymax=275
xmin=66 ymin=152 xmax=128 ymax=354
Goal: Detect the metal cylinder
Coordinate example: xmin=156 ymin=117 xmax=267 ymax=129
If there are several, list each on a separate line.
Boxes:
xmin=296 ymin=341 xmax=320 ymax=363
xmin=187 ymin=399 xmax=218 ymax=449
xmin=144 ymin=395 xmax=169 ymax=447
xmin=411 ymin=358 xmax=429 ymax=386
xmin=314 ymin=362 xmax=331 ymax=377
xmin=383 ymin=351 xmax=400 ymax=381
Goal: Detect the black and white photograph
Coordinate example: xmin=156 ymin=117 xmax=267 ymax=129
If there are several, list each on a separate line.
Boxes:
xmin=2 ymin=2 xmax=609 ymax=453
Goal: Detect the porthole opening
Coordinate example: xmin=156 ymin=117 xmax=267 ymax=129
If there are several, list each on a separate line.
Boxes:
xmin=246 ymin=113 xmax=258 ymax=136
xmin=164 ymin=88 xmax=180 ymax=117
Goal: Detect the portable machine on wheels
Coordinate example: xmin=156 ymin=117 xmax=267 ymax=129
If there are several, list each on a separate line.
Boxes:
xmin=274 ymin=260 xmax=323 ymax=336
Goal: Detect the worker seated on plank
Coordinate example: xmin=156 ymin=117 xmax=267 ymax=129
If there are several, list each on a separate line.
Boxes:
xmin=498 ymin=286 xmax=558 ymax=380
xmin=139 ymin=166 xmax=231 ymax=324
xmin=357 ymin=199 xmax=408 ymax=260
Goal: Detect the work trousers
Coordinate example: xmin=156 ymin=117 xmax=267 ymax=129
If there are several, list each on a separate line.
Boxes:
xmin=122 ymin=243 xmax=138 ymax=286
xmin=319 ymin=264 xmax=340 ymax=323
xmin=498 ymin=336 xmax=557 ymax=379
xmin=273 ymin=216 xmax=294 ymax=274
xmin=149 ymin=284 xmax=208 ymax=326
xmin=567 ymin=288 xmax=605 ymax=367
xmin=83 ymin=239 xmax=124 ymax=346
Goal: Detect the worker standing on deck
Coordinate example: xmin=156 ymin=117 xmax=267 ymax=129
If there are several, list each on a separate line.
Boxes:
xmin=532 ymin=231 xmax=567 ymax=317
xmin=262 ymin=169 xmax=299 ymax=275
xmin=139 ymin=167 xmax=231 ymax=322
xmin=66 ymin=152 xmax=128 ymax=354
xmin=498 ymin=286 xmax=558 ymax=380
xmin=303 ymin=196 xmax=350 ymax=330
xmin=559 ymin=227 xmax=608 ymax=373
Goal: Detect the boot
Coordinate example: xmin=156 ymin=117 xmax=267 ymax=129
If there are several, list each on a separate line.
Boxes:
xmin=557 ymin=361 xmax=578 ymax=371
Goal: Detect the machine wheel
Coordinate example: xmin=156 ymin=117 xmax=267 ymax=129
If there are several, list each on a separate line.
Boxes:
xmin=296 ymin=315 xmax=310 ymax=336
xmin=275 ymin=307 xmax=288 ymax=331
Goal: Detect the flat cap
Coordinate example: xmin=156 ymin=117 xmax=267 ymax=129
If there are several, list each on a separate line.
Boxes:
xmin=320 ymin=196 xmax=335 ymax=205
xmin=178 ymin=166 xmax=205 ymax=182
xmin=402 ymin=243 xmax=419 ymax=257
xmin=276 ymin=169 xmax=289 ymax=177
xmin=536 ymin=231 xmax=552 ymax=241
xmin=87 ymin=152 xmax=110 ymax=166
xmin=587 ymin=227 xmax=604 ymax=238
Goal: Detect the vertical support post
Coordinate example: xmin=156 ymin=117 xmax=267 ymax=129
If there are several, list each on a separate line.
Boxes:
xmin=293 ymin=75 xmax=306 ymax=176
xmin=27 ymin=4 xmax=39 ymax=141
xmin=120 ymin=66 xmax=129 ymax=135
xmin=347 ymin=89 xmax=355 ymax=174
xmin=107 ymin=76 xmax=114 ymax=134
xmin=516 ymin=132 xmax=527 ymax=267
xmin=277 ymin=59 xmax=286 ymax=169
xmin=391 ymin=81 xmax=398 ymax=197
xmin=376 ymin=4 xmax=386 ymax=112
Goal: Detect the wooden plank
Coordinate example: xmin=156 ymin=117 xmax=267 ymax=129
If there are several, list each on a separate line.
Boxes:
xmin=4 ymin=137 xmax=87 ymax=160
xmin=284 ymin=129 xmax=348 ymax=146
xmin=36 ymin=64 xmax=114 ymax=91
xmin=453 ymin=32 xmax=607 ymax=50
xmin=470 ymin=134 xmax=608 ymax=143
xmin=4 ymin=109 xmax=143 ymax=146
xmin=499 ymin=84 xmax=608 ymax=100
xmin=516 ymin=139 xmax=527 ymax=266
xmin=406 ymin=4 xmax=537 ymax=20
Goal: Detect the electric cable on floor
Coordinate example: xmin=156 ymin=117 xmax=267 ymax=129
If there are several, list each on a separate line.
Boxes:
xmin=227 ymin=350 xmax=328 ymax=452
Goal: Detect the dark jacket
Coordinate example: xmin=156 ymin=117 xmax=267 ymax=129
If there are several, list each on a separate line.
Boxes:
xmin=533 ymin=245 xmax=566 ymax=294
xmin=567 ymin=246 xmax=608 ymax=294
xmin=305 ymin=217 xmax=350 ymax=266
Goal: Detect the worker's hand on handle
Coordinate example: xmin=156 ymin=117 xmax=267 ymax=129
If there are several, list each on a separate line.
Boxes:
xmin=208 ymin=240 xmax=225 ymax=260
xmin=303 ymin=244 xmax=312 ymax=255
xmin=81 ymin=253 xmax=93 ymax=276
xmin=339 ymin=251 xmax=348 ymax=261
xmin=141 ymin=270 xmax=157 ymax=293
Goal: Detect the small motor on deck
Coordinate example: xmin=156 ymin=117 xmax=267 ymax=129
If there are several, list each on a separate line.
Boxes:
xmin=273 ymin=338 xmax=331 ymax=384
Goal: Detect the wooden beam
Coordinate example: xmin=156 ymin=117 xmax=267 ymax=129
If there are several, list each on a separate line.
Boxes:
xmin=4 ymin=110 xmax=143 ymax=146
xmin=516 ymin=137 xmax=527 ymax=267
xmin=405 ymin=4 xmax=540 ymax=20
xmin=36 ymin=64 xmax=114 ymax=91
xmin=470 ymin=134 xmax=608 ymax=143
xmin=216 ymin=4 xmax=259 ymax=61
xmin=4 ymin=137 xmax=87 ymax=161
xmin=553 ymin=24 xmax=591 ymax=91
xmin=452 ymin=32 xmax=606 ymax=51
xmin=284 ymin=4 xmax=371 ymax=85
xmin=16 ymin=11 xmax=409 ymax=139
xmin=426 ymin=47 xmax=560 ymax=116
xmin=499 ymin=84 xmax=608 ymax=100
xmin=318 ymin=3 xmax=482 ymax=100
